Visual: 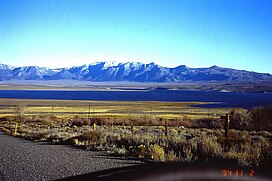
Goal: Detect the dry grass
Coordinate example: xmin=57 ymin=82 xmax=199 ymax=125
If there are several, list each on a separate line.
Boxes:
xmin=0 ymin=98 xmax=231 ymax=120
xmin=1 ymin=116 xmax=271 ymax=169
xmin=0 ymin=103 xmax=272 ymax=171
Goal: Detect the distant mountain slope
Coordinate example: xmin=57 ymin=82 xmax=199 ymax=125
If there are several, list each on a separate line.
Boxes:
xmin=0 ymin=64 xmax=14 ymax=80
xmin=11 ymin=66 xmax=55 ymax=80
xmin=0 ymin=62 xmax=271 ymax=83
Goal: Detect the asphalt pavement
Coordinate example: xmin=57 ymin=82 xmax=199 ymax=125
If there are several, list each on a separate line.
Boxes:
xmin=0 ymin=132 xmax=142 ymax=181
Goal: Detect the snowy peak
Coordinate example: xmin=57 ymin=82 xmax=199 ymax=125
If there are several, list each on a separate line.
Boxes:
xmin=11 ymin=66 xmax=54 ymax=80
xmin=0 ymin=63 xmax=15 ymax=70
xmin=103 ymin=61 xmax=120 ymax=68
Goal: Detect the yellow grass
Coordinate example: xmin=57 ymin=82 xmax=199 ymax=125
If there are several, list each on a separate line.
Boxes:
xmin=0 ymin=98 xmax=232 ymax=119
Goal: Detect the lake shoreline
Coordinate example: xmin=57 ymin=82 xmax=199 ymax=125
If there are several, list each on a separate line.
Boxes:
xmin=0 ymin=80 xmax=272 ymax=93
xmin=0 ymin=89 xmax=271 ymax=109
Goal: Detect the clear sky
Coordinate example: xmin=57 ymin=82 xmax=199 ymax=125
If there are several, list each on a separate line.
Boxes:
xmin=0 ymin=0 xmax=272 ymax=73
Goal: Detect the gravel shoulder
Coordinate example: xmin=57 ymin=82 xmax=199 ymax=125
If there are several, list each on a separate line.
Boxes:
xmin=0 ymin=132 xmax=142 ymax=181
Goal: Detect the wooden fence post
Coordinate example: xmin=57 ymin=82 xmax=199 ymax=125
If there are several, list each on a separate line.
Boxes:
xmin=93 ymin=122 xmax=96 ymax=131
xmin=220 ymin=113 xmax=231 ymax=151
xmin=225 ymin=113 xmax=230 ymax=139
xmin=131 ymin=125 xmax=134 ymax=138
xmin=14 ymin=122 xmax=18 ymax=136
xmin=88 ymin=105 xmax=91 ymax=120
xmin=51 ymin=106 xmax=54 ymax=116
xmin=220 ymin=113 xmax=231 ymax=139
xmin=165 ymin=119 xmax=168 ymax=136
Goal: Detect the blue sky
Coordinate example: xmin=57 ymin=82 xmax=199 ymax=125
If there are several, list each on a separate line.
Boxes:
xmin=0 ymin=0 xmax=272 ymax=73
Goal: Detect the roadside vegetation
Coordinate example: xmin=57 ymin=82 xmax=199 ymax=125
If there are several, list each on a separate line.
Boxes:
xmin=0 ymin=102 xmax=271 ymax=172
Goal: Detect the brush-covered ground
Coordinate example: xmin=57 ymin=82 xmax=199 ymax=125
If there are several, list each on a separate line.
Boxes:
xmin=0 ymin=100 xmax=272 ymax=173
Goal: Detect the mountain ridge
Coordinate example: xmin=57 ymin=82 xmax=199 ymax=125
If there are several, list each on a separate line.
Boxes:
xmin=0 ymin=62 xmax=271 ymax=83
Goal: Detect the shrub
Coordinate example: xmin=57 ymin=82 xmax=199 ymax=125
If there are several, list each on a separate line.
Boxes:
xmin=230 ymin=109 xmax=253 ymax=130
xmin=71 ymin=116 xmax=90 ymax=127
xmin=150 ymin=144 xmax=165 ymax=161
xmin=165 ymin=150 xmax=178 ymax=162
xmin=250 ymin=105 xmax=272 ymax=131
xmin=113 ymin=145 xmax=127 ymax=155
xmin=25 ymin=115 xmax=58 ymax=125
xmin=196 ymin=135 xmax=223 ymax=160
xmin=191 ymin=118 xmax=223 ymax=129
xmin=230 ymin=105 xmax=272 ymax=131
xmin=167 ymin=118 xmax=184 ymax=127
xmin=72 ymin=138 xmax=79 ymax=145
xmin=0 ymin=116 xmax=16 ymax=122
xmin=0 ymin=127 xmax=12 ymax=135
xmin=78 ymin=131 xmax=102 ymax=142
xmin=24 ymin=131 xmax=47 ymax=140
xmin=225 ymin=151 xmax=250 ymax=166
xmin=128 ymin=144 xmax=149 ymax=158
xmin=176 ymin=140 xmax=196 ymax=162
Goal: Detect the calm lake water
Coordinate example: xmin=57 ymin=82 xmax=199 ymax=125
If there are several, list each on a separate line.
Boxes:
xmin=0 ymin=89 xmax=272 ymax=108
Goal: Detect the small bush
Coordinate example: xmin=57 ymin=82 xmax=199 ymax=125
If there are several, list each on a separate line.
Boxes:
xmin=230 ymin=109 xmax=253 ymax=130
xmin=150 ymin=144 xmax=165 ymax=161
xmin=128 ymin=144 xmax=149 ymax=158
xmin=0 ymin=116 xmax=16 ymax=122
xmin=113 ymin=145 xmax=127 ymax=156
xmin=71 ymin=116 xmax=90 ymax=127
xmin=0 ymin=127 xmax=12 ymax=134
xmin=165 ymin=150 xmax=178 ymax=162
xmin=72 ymin=138 xmax=79 ymax=145
xmin=75 ymin=131 xmax=107 ymax=148
xmin=197 ymin=135 xmax=223 ymax=160
xmin=24 ymin=131 xmax=47 ymax=140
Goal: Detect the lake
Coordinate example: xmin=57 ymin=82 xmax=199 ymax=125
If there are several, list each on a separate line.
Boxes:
xmin=0 ymin=89 xmax=272 ymax=108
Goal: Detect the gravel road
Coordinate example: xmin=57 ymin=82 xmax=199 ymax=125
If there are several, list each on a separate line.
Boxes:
xmin=0 ymin=132 xmax=142 ymax=181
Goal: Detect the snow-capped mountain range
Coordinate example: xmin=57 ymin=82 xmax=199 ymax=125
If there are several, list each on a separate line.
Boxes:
xmin=0 ymin=61 xmax=272 ymax=83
